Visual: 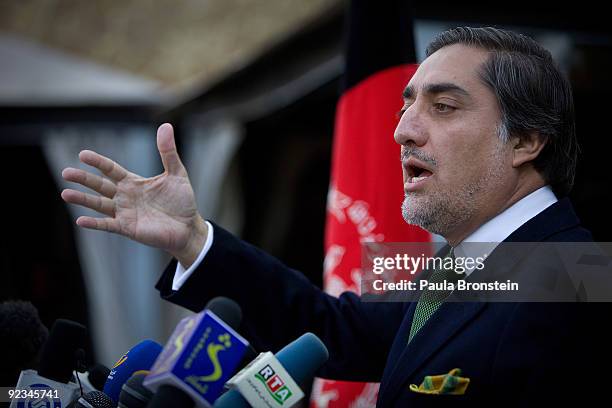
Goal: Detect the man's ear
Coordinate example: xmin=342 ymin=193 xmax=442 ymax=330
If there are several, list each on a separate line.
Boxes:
xmin=512 ymin=132 xmax=547 ymax=168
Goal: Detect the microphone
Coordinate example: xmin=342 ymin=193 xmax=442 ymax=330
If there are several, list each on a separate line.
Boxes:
xmin=0 ymin=300 xmax=48 ymax=387
xmin=87 ymin=364 xmax=111 ymax=391
xmin=38 ymin=319 xmax=89 ymax=382
xmin=143 ymin=298 xmax=252 ymax=406
xmin=74 ymin=364 xmax=111 ymax=393
xmin=66 ymin=390 xmax=115 ymax=408
xmin=214 ymin=332 xmax=329 ymax=408
xmin=146 ymin=385 xmax=194 ymax=408
xmin=103 ymin=340 xmax=163 ymax=404
xmin=203 ymin=297 xmax=242 ymax=330
xmin=201 ymin=297 xmax=257 ymax=372
xmin=9 ymin=318 xmax=88 ymax=408
xmin=117 ymin=371 xmax=153 ymax=408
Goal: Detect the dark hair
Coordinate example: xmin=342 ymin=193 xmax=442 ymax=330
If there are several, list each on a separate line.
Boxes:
xmin=426 ymin=27 xmax=577 ymax=196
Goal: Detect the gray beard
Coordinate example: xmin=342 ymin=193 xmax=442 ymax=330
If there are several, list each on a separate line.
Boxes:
xmin=401 ymin=145 xmax=507 ymax=238
xmin=401 ymin=186 xmax=477 ymax=237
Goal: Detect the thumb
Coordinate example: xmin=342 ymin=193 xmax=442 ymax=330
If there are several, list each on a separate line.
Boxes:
xmin=157 ymin=123 xmax=186 ymax=176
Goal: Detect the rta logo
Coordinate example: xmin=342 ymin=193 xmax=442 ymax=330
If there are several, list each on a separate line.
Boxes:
xmin=256 ymin=365 xmax=293 ymax=405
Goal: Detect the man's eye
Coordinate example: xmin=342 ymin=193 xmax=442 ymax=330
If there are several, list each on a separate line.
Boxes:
xmin=433 ymin=103 xmax=455 ymax=113
xmin=396 ymin=102 xmax=412 ymax=119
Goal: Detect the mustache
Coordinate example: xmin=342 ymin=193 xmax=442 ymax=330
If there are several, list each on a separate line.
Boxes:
xmin=400 ymin=147 xmax=437 ymax=167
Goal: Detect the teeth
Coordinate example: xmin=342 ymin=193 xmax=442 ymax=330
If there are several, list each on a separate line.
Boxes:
xmin=409 ymin=176 xmax=429 ymax=183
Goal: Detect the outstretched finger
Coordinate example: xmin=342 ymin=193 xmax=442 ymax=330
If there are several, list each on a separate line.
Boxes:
xmin=157 ymin=123 xmax=187 ymax=176
xmin=62 ymin=167 xmax=117 ymax=198
xmin=79 ymin=150 xmax=128 ymax=182
xmin=76 ymin=216 xmax=120 ymax=234
xmin=61 ymin=189 xmax=116 ymax=217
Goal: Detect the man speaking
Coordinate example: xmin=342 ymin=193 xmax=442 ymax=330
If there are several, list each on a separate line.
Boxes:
xmin=61 ymin=27 xmax=604 ymax=405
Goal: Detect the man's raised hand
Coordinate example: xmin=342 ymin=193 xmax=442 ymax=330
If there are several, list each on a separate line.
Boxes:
xmin=61 ymin=123 xmax=207 ymax=268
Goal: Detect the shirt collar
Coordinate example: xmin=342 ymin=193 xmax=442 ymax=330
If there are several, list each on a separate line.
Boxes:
xmin=454 ymin=186 xmax=557 ymax=276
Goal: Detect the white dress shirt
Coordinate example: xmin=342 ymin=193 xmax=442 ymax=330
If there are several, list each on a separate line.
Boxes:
xmin=454 ymin=186 xmax=557 ymax=276
xmin=172 ymin=220 xmax=215 ymax=290
xmin=172 ymin=186 xmax=558 ymax=289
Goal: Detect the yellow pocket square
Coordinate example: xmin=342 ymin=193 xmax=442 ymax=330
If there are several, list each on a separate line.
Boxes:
xmin=409 ymin=368 xmax=470 ymax=395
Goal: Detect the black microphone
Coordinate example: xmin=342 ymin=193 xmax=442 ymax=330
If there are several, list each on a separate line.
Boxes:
xmin=146 ymin=385 xmax=193 ymax=408
xmin=66 ymin=390 xmax=115 ymax=408
xmin=38 ymin=318 xmax=88 ymax=382
xmin=0 ymin=300 xmax=48 ymax=386
xmin=204 ymin=297 xmax=242 ymax=329
xmin=88 ymin=364 xmax=111 ymax=391
xmin=10 ymin=318 xmax=88 ymax=407
xmin=74 ymin=363 xmax=111 ymax=393
xmin=118 ymin=371 xmax=153 ymax=408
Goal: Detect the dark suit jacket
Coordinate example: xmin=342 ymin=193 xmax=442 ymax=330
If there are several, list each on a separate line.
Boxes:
xmin=156 ymin=198 xmax=608 ymax=406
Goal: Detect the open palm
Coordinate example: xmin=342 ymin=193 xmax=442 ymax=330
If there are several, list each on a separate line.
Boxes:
xmin=61 ymin=123 xmax=206 ymax=265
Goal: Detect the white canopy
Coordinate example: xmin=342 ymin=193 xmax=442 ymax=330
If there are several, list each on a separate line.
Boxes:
xmin=0 ymin=34 xmax=164 ymax=106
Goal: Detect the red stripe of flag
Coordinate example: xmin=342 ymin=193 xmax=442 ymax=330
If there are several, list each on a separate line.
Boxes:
xmin=310 ymin=1 xmax=429 ymax=406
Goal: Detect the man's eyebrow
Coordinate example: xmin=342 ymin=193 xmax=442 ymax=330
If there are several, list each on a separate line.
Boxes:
xmin=402 ymin=82 xmax=470 ymax=100
xmin=402 ymin=85 xmax=415 ymax=100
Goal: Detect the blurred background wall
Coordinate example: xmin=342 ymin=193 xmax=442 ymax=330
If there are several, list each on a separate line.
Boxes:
xmin=1 ymin=0 xmax=611 ymax=369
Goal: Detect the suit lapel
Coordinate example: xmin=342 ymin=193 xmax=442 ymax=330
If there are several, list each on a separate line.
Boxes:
xmin=377 ymin=299 xmax=486 ymax=406
xmin=377 ymin=244 xmax=523 ymax=405
xmin=377 ymin=198 xmax=585 ymax=405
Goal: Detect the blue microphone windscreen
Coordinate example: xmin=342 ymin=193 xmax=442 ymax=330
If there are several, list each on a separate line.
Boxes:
xmin=275 ymin=332 xmax=329 ymax=384
xmin=103 ymin=340 xmax=162 ymax=403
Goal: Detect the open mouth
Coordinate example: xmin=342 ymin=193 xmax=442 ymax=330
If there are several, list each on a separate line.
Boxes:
xmin=404 ymin=158 xmax=434 ymax=184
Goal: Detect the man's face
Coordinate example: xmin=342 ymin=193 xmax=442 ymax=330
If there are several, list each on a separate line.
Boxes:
xmin=395 ymin=44 xmax=514 ymax=240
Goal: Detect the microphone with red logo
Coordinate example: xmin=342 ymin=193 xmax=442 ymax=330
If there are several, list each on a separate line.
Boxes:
xmin=214 ymin=332 xmax=329 ymax=408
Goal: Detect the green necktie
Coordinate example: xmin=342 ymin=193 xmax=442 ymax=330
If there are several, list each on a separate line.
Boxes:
xmin=408 ymin=247 xmax=463 ymax=343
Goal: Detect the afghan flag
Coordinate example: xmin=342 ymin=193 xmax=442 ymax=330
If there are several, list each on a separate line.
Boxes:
xmin=310 ymin=1 xmax=429 ymax=406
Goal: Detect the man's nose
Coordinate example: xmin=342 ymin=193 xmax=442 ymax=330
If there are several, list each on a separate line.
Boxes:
xmin=394 ymin=104 xmax=428 ymax=147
